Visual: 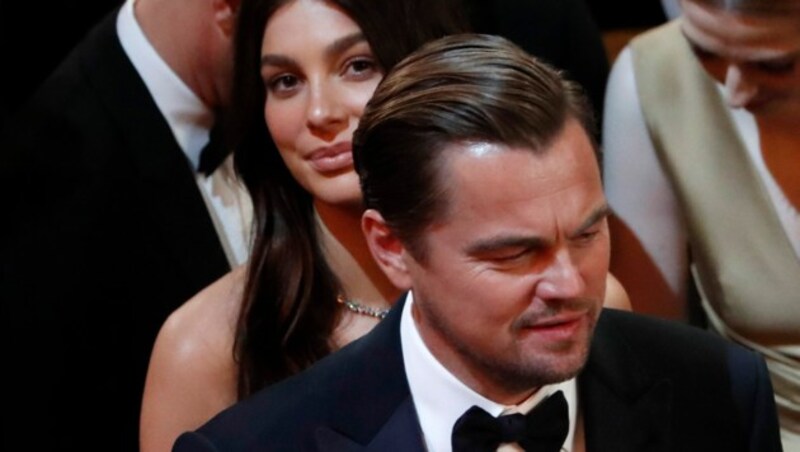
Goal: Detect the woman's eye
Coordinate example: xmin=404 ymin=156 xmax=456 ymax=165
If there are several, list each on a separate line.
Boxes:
xmin=344 ymin=58 xmax=379 ymax=79
xmin=267 ymin=74 xmax=301 ymax=96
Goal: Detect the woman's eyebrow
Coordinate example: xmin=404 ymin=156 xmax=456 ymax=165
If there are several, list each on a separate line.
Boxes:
xmin=260 ymin=32 xmax=366 ymax=69
xmin=324 ymin=32 xmax=367 ymax=59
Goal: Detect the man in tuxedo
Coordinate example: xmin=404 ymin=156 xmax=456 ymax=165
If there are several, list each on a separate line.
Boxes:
xmin=1 ymin=0 xmax=248 ymax=449
xmin=172 ymin=34 xmax=782 ymax=452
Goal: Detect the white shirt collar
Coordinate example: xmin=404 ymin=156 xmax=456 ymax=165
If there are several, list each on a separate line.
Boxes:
xmin=116 ymin=0 xmax=213 ymax=170
xmin=400 ymin=292 xmax=578 ymax=452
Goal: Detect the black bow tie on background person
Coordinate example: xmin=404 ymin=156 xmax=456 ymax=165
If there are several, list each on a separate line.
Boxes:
xmin=452 ymin=390 xmax=568 ymax=452
xmin=198 ymin=120 xmax=230 ymax=176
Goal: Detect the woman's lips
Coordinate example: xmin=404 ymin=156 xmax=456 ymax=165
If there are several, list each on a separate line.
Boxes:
xmin=308 ymin=142 xmax=354 ymax=173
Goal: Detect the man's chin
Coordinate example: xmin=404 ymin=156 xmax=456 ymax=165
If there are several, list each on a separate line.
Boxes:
xmin=491 ymin=346 xmax=590 ymax=391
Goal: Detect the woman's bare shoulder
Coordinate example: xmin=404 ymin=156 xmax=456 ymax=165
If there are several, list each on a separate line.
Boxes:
xmin=140 ymin=267 xmax=247 ymax=451
xmin=604 ymin=272 xmax=632 ymax=311
xmin=154 ymin=265 xmax=246 ymax=372
xmin=167 ymin=266 xmax=247 ymax=344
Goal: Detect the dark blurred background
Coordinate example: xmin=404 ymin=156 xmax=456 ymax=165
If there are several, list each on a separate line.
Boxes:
xmin=0 ymin=0 xmax=668 ymax=131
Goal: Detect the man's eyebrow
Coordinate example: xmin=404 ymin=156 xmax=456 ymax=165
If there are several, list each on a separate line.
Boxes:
xmin=260 ymin=32 xmax=367 ymax=69
xmin=464 ymin=236 xmax=549 ymax=256
xmin=571 ymin=204 xmax=611 ymax=237
xmin=463 ymin=204 xmax=610 ymax=255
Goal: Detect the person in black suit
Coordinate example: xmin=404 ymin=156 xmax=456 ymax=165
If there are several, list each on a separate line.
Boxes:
xmin=173 ymin=34 xmax=782 ymax=452
xmin=0 ymin=0 xmax=118 ymax=130
xmin=1 ymin=0 xmax=245 ymax=449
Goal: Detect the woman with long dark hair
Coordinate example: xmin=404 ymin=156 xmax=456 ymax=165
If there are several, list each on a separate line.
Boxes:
xmin=139 ymin=0 xmax=468 ymax=450
xmin=140 ymin=0 xmax=632 ymax=449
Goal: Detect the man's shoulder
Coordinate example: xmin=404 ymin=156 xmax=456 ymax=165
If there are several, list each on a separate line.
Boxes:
xmin=179 ymin=366 xmax=334 ymax=450
xmin=8 ymin=7 xmax=153 ymax=136
xmin=592 ymin=308 xmax=767 ymax=401
xmin=1 ymin=9 xmax=168 ymax=181
xmin=19 ymin=11 xmax=121 ymax=111
xmin=587 ymin=309 xmax=781 ymax=451
xmin=178 ymin=310 xmax=410 ymax=450
xmin=176 ymin=338 xmax=381 ymax=450
xmin=596 ymin=308 xmax=757 ymax=364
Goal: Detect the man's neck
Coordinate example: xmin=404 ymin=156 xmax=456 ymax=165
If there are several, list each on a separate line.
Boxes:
xmin=135 ymin=0 xmax=214 ymax=107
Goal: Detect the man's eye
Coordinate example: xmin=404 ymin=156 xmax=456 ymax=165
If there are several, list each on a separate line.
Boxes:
xmin=576 ymin=231 xmax=599 ymax=244
xmin=489 ymin=250 xmax=530 ymax=263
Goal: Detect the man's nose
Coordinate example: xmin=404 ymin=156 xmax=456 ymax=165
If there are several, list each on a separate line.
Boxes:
xmin=535 ymin=250 xmax=585 ymax=301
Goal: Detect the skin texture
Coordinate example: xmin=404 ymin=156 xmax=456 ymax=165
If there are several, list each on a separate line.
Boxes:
xmin=141 ymin=4 xmax=631 ymax=449
xmin=137 ymin=0 xmax=238 ymax=107
xmin=139 ymin=2 xmax=394 ymax=451
xmin=607 ymin=1 xmax=800 ymax=321
xmin=364 ymin=119 xmax=610 ymax=405
xmin=680 ymin=0 xmax=800 ymax=121
xmin=680 ymin=0 xmax=800 ymax=211
xmin=262 ymin=0 xmax=382 ymax=210
xmin=139 ymin=268 xmax=243 ymax=452
xmin=682 ymin=0 xmax=800 ymax=257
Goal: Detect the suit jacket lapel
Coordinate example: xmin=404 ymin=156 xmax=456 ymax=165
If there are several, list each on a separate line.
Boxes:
xmin=579 ymin=310 xmax=673 ymax=452
xmin=314 ymin=296 xmax=426 ymax=452
xmin=315 ymin=397 xmax=424 ymax=452
xmin=79 ymin=12 xmax=229 ymax=288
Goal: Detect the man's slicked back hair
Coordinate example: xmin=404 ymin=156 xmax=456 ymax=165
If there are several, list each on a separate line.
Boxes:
xmin=353 ymin=34 xmax=596 ymax=260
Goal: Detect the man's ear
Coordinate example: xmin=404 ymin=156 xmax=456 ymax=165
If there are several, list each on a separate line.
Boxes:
xmin=213 ymin=0 xmax=239 ymax=37
xmin=362 ymin=209 xmax=413 ymax=290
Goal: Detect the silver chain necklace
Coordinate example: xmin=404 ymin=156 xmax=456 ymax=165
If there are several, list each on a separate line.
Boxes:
xmin=337 ymin=295 xmax=390 ymax=319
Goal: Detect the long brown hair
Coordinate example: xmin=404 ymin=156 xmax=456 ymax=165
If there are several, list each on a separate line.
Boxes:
xmin=229 ymin=0 xmax=469 ymax=398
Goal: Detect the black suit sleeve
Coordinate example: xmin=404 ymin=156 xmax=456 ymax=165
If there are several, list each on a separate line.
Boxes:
xmin=173 ymin=432 xmax=221 ymax=452
xmin=726 ymin=346 xmax=784 ymax=452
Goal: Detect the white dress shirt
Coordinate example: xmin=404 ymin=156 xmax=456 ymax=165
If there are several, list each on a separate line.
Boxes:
xmin=116 ymin=0 xmax=251 ymax=265
xmin=400 ymin=292 xmax=579 ymax=452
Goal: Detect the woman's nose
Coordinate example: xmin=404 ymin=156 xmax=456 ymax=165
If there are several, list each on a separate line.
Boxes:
xmin=306 ymin=80 xmax=348 ymax=140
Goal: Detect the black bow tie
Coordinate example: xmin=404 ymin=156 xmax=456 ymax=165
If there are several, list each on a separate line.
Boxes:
xmin=197 ymin=121 xmax=230 ymax=176
xmin=452 ymin=390 xmax=568 ymax=452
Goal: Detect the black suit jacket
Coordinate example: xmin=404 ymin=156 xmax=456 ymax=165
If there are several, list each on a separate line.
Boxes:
xmin=174 ymin=301 xmax=782 ymax=451
xmin=1 ymin=9 xmax=229 ymax=451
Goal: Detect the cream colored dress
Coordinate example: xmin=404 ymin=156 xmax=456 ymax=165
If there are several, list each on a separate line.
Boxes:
xmin=604 ymin=19 xmax=800 ymax=448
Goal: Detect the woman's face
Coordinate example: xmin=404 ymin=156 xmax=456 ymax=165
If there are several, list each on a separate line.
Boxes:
xmin=681 ymin=0 xmax=800 ymax=121
xmin=261 ymin=0 xmax=382 ymax=208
